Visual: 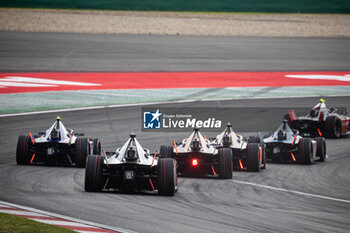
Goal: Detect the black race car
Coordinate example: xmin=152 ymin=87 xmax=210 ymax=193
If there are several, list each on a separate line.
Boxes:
xmin=285 ymin=99 xmax=350 ymax=138
xmin=16 ymin=116 xmax=100 ymax=167
xmin=159 ymin=128 xmax=233 ymax=179
xmin=263 ymin=120 xmax=326 ymax=164
xmin=85 ymin=132 xmax=177 ymax=196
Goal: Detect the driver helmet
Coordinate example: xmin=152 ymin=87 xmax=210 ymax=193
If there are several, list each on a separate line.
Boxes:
xmin=50 ymin=128 xmax=60 ymax=140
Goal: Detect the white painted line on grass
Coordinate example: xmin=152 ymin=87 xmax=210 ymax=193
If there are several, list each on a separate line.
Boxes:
xmin=233 ymin=180 xmax=350 ymax=204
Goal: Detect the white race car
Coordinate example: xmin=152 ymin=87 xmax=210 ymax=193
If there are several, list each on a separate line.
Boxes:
xmin=263 ymin=120 xmax=326 ymax=164
xmin=285 ymin=98 xmax=350 ymax=138
xmin=85 ymin=132 xmax=177 ymax=196
xmin=159 ymin=128 xmax=233 ymax=179
xmin=16 ymin=116 xmax=100 ymax=167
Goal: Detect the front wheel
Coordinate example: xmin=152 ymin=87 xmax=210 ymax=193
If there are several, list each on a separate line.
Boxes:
xmin=246 ymin=143 xmax=261 ymax=172
xmin=92 ymin=138 xmax=101 ymax=155
xmin=218 ymin=148 xmax=233 ymax=179
xmin=261 ymin=144 xmax=266 ymax=169
xmin=157 ymin=158 xmax=177 ymax=196
xmin=159 ymin=145 xmax=174 ymax=158
xmin=85 ymin=155 xmax=104 ymax=192
xmin=315 ymin=137 xmax=326 ymax=162
xmin=248 ymin=136 xmax=260 ymax=143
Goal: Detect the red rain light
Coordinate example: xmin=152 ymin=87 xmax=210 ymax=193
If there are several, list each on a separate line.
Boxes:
xmin=192 ymin=159 xmax=198 ymax=167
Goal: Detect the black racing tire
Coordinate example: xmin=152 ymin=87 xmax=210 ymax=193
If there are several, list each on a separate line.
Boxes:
xmin=84 ymin=155 xmax=104 ymax=192
xmin=75 ymin=138 xmax=89 ymax=168
xmin=246 ymin=143 xmax=261 ymax=172
xmin=325 ymin=116 xmax=341 ymax=138
xmin=159 ymin=145 xmax=174 ymax=158
xmin=248 ymin=136 xmax=266 ymax=169
xmin=218 ymin=148 xmax=233 ymax=179
xmin=157 ymin=158 xmax=177 ymax=196
xmin=248 ymin=136 xmax=260 ymax=143
xmin=16 ymin=135 xmax=32 ymax=165
xmin=92 ymin=138 xmax=101 ymax=155
xmin=298 ymin=138 xmax=313 ymax=164
xmin=261 ymin=144 xmax=267 ymax=169
xmin=315 ymin=137 xmax=326 ymax=162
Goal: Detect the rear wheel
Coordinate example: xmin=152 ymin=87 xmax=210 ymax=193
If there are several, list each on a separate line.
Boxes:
xmin=298 ymin=138 xmax=313 ymax=164
xmin=315 ymin=137 xmax=326 ymax=162
xmin=75 ymin=138 xmax=89 ymax=168
xmin=92 ymin=138 xmax=101 ymax=155
xmin=325 ymin=116 xmax=341 ymax=138
xmin=16 ymin=135 xmax=32 ymax=165
xmin=157 ymin=158 xmax=177 ymax=196
xmin=246 ymin=143 xmax=261 ymax=172
xmin=159 ymin=145 xmax=174 ymax=158
xmin=218 ymin=148 xmax=233 ymax=179
xmin=85 ymin=155 xmax=104 ymax=192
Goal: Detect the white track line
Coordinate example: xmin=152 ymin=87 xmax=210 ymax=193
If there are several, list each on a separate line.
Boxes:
xmin=0 ymin=210 xmax=47 ymax=216
xmin=32 ymin=219 xmax=90 ymax=227
xmin=0 ymin=99 xmax=194 ymax=118
xmin=1 ymin=94 xmax=350 ymax=118
xmin=0 ymin=200 xmax=137 ymax=233
xmin=233 ymin=180 xmax=350 ymax=204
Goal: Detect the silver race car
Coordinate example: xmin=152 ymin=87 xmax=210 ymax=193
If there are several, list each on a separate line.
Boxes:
xmin=263 ymin=120 xmax=326 ymax=164
xmin=159 ymin=128 xmax=233 ymax=179
xmin=16 ymin=116 xmax=101 ymax=167
xmin=85 ymin=132 xmax=177 ymax=196
xmin=212 ymin=123 xmax=266 ymax=172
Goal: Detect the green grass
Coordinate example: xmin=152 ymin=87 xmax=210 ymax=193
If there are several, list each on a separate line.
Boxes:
xmin=0 ymin=212 xmax=76 ymax=233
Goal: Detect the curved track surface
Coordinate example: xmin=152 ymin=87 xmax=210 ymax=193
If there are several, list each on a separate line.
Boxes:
xmin=1 ymin=96 xmax=350 ymax=233
xmin=1 ymin=31 xmax=350 ymax=72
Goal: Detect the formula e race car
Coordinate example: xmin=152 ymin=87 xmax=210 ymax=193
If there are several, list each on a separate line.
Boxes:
xmin=263 ymin=120 xmax=326 ymax=164
xmin=85 ymin=132 xmax=177 ymax=196
xmin=212 ymin=123 xmax=266 ymax=172
xmin=159 ymin=128 xmax=233 ymax=179
xmin=16 ymin=116 xmax=101 ymax=167
xmin=284 ymin=99 xmax=350 ymax=138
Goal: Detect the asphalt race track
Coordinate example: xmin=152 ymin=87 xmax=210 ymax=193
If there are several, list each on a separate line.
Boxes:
xmin=1 ymin=31 xmax=350 ymax=72
xmin=1 ymin=97 xmax=350 ymax=233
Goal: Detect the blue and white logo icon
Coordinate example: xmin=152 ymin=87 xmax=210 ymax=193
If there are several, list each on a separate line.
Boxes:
xmin=143 ymin=109 xmax=162 ymax=129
